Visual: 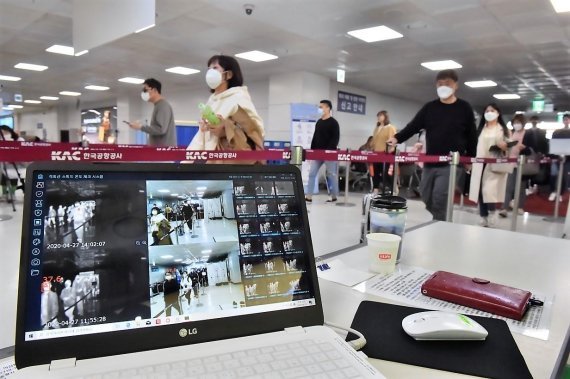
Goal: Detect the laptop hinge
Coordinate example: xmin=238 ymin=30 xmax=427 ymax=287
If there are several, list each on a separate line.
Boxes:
xmin=285 ymin=326 xmax=306 ymax=334
xmin=49 ymin=358 xmax=76 ymax=371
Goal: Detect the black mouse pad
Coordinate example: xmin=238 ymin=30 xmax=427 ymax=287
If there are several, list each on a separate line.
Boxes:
xmin=348 ymin=301 xmax=532 ymax=379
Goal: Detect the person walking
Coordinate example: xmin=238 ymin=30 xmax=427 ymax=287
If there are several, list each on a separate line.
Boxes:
xmin=305 ymin=100 xmax=340 ymax=203
xmin=548 ymin=113 xmax=570 ymax=202
xmin=469 ymin=104 xmax=511 ymax=227
xmin=128 ymin=78 xmax=177 ymax=146
xmin=387 ymin=69 xmax=477 ymax=220
xmin=370 ymin=110 xmax=397 ymax=194
xmin=499 ymin=114 xmax=528 ymax=217
xmin=525 ymin=115 xmax=549 ymax=195
xmin=187 ymin=55 xmax=264 ymax=164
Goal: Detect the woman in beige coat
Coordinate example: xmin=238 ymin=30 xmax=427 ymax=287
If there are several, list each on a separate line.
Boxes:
xmin=468 ymin=103 xmax=511 ymax=227
xmin=187 ymin=55 xmax=264 ymax=164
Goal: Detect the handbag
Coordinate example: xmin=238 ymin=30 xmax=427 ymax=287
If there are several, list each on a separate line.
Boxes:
xmin=421 ymin=271 xmax=536 ymax=320
xmin=489 ymin=162 xmax=514 ymax=174
xmin=521 ymin=148 xmax=540 ymax=176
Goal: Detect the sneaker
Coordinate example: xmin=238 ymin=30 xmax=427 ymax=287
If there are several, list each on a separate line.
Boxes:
xmin=509 ymin=199 xmax=514 ymax=209
xmin=488 ymin=213 xmax=497 ymax=226
xmin=479 ymin=217 xmax=489 ymax=227
xmin=548 ymin=192 xmax=556 ymax=202
xmin=326 ymin=197 xmax=337 ymax=203
xmin=498 ymin=209 xmax=508 ymax=218
xmin=518 ymin=208 xmax=525 ymax=215
xmin=304 ymin=197 xmax=312 ymax=202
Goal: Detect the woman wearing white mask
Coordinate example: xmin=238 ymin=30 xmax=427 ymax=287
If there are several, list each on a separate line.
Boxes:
xmin=469 ymin=104 xmax=512 ymax=227
xmin=499 ymin=114 xmax=528 ymax=217
xmin=187 ymin=55 xmax=264 ymax=163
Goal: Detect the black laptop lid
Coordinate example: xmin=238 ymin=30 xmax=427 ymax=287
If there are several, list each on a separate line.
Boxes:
xmin=15 ymin=163 xmax=323 ymax=369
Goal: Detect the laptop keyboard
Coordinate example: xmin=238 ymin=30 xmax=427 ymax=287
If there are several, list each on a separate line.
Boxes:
xmin=83 ymin=340 xmax=362 ymax=379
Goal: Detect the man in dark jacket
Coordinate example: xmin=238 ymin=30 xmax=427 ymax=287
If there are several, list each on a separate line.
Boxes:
xmin=388 ymin=70 xmax=477 ymax=221
xmin=305 ymin=100 xmax=340 ymax=203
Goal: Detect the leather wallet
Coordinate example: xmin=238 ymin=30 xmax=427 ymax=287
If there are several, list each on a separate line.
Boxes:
xmin=421 ymin=271 xmax=532 ymax=320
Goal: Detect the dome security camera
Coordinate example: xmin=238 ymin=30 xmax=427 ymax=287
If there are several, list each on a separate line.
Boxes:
xmin=244 ymin=4 xmax=254 ymax=15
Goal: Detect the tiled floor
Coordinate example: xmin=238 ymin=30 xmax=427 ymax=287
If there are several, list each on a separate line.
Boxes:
xmin=0 ymin=191 xmax=568 ymax=350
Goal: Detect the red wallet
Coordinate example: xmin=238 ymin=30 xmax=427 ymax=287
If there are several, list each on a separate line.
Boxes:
xmin=421 ymin=271 xmax=532 ymax=320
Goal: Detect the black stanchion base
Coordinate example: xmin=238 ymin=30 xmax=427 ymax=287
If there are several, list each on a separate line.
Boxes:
xmin=543 ymin=217 xmax=564 ymax=224
xmin=335 ymin=202 xmax=355 ymax=207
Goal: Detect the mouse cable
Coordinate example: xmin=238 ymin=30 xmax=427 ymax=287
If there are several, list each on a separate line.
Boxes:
xmin=324 ymin=321 xmax=367 ymax=351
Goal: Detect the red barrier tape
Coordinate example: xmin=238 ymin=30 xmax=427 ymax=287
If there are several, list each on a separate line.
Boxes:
xmin=0 ymin=141 xmax=558 ymax=165
xmin=0 ymin=141 xmax=289 ymax=162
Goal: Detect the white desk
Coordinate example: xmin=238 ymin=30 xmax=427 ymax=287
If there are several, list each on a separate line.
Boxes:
xmin=319 ymin=222 xmax=570 ymax=379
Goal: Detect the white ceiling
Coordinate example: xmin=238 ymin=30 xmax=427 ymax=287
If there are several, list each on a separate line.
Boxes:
xmin=0 ymin=0 xmax=569 ymax=115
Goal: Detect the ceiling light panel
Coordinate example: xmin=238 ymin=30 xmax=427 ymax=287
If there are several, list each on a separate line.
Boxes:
xmin=118 ymin=77 xmax=145 ymax=84
xmin=85 ymin=85 xmax=110 ymax=91
xmin=59 ymin=91 xmax=81 ymax=96
xmin=347 ymin=25 xmax=403 ymax=43
xmin=165 ymin=66 xmax=200 ymax=75
xmin=15 ymin=63 xmax=48 ymax=71
xmin=46 ymin=45 xmax=75 ymax=56
xmin=0 ymin=75 xmax=21 ymax=81
xmin=465 ymin=80 xmax=497 ymax=88
xmin=493 ymin=93 xmax=521 ymax=100
xmin=551 ymin=0 xmax=570 ymax=13
xmin=420 ymin=60 xmax=462 ymax=70
xmin=235 ymin=50 xmax=278 ymax=62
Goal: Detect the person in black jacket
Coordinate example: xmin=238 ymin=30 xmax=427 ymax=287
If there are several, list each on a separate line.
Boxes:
xmin=523 ymin=115 xmax=549 ymax=194
xmin=181 ymin=201 xmax=194 ymax=231
xmin=387 ymin=70 xmax=477 ymax=221
xmin=305 ymin=100 xmax=340 ymax=202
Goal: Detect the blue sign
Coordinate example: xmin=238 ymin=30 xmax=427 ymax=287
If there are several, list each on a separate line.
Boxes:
xmin=337 ymin=91 xmax=366 ymax=115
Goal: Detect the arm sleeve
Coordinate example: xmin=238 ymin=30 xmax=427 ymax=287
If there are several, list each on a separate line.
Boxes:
xmin=464 ymin=104 xmax=478 ymax=157
xmin=330 ymin=119 xmax=340 ymax=148
xmin=141 ymin=103 xmax=171 ymax=136
xmin=394 ymin=104 xmax=427 ymax=143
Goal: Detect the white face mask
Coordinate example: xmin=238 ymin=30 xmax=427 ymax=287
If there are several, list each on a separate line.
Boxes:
xmin=206 ymin=69 xmax=223 ymax=90
xmin=484 ymin=111 xmax=499 ymax=122
xmin=141 ymin=91 xmax=150 ymax=102
xmin=436 ymin=86 xmax=454 ymax=99
xmin=513 ymin=123 xmax=523 ymax=131
xmin=152 ymin=210 xmax=158 ymax=215
xmin=317 ymin=108 xmax=324 ymax=115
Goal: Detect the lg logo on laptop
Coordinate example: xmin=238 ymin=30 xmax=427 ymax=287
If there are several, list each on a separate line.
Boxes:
xmin=51 ymin=151 xmax=81 ymax=161
xmin=178 ymin=328 xmax=198 ymax=338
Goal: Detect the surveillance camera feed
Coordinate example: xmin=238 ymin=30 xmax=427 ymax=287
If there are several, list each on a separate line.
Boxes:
xmin=23 ymin=170 xmax=315 ymax=342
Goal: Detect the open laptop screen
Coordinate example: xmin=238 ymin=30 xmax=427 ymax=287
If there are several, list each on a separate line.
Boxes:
xmin=21 ymin=166 xmax=317 ymax=343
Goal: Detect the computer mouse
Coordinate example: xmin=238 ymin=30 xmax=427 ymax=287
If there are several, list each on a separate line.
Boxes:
xmin=402 ymin=311 xmax=488 ymax=341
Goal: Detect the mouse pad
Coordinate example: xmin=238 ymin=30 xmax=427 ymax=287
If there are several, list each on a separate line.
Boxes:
xmin=348 ymin=301 xmax=532 ymax=379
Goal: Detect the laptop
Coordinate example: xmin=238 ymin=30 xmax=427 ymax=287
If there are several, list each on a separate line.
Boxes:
xmin=13 ymin=162 xmax=384 ymax=378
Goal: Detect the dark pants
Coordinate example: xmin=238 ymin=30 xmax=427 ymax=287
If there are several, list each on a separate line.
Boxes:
xmin=420 ymin=165 xmax=450 ymax=221
xmin=478 ymin=164 xmax=496 ymax=217
xmin=503 ymin=168 xmax=527 ymax=209
xmin=372 ymin=163 xmax=393 ymax=191
xmin=549 ymin=160 xmax=569 ymax=195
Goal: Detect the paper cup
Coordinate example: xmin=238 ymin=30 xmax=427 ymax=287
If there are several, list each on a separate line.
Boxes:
xmin=366 ymin=233 xmax=401 ymax=274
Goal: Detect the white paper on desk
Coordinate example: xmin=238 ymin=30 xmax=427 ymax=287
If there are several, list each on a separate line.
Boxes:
xmin=317 ymin=259 xmax=376 ymax=287
xmin=0 ymin=357 xmax=17 ymax=378
xmin=353 ymin=265 xmax=553 ymax=341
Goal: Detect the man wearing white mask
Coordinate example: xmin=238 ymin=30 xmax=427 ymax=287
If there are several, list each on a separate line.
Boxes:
xmin=305 ymin=100 xmax=340 ymax=203
xmin=387 ymin=70 xmax=477 ymax=221
xmin=128 ymin=78 xmax=177 ymax=146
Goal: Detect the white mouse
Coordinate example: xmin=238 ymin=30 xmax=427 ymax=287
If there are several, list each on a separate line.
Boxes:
xmin=402 ymin=311 xmax=488 ymax=341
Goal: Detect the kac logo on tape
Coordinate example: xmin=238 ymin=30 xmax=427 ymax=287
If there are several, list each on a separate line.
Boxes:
xmin=337 ymin=153 xmax=351 ymax=161
xmin=282 ymin=151 xmax=291 ymax=160
xmin=185 ymin=151 xmax=208 ymax=160
xmin=51 ymin=151 xmax=81 ymax=161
